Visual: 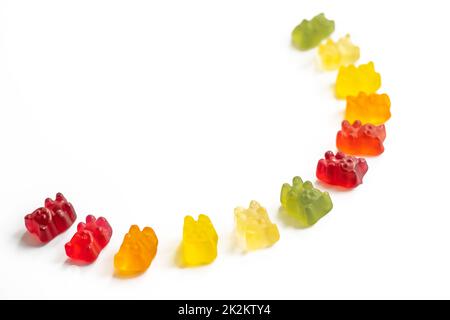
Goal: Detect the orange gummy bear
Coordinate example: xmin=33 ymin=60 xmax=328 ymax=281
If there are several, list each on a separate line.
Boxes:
xmin=114 ymin=225 xmax=158 ymax=276
xmin=337 ymin=120 xmax=386 ymax=156
xmin=345 ymin=92 xmax=391 ymax=125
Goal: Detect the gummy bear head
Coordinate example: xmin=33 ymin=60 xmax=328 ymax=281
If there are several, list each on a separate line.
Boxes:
xmin=297 ymin=181 xmax=321 ymax=204
xmin=45 ymin=192 xmax=66 ymax=209
xmin=44 ymin=193 xmax=76 ymax=221
xmin=121 ymin=225 xmax=157 ymax=252
xmin=78 ymin=215 xmax=112 ymax=248
xmin=339 ymin=156 xmax=358 ymax=172
xmin=183 ymin=214 xmax=218 ymax=245
xmin=362 ymin=123 xmax=377 ymax=137
xmin=361 ymin=61 xmax=375 ymax=74
xmin=323 ymin=151 xmax=359 ymax=172
xmin=344 ymin=119 xmax=362 ymax=128
xmin=235 ymin=201 xmax=271 ymax=228
xmin=27 ymin=207 xmax=53 ymax=227
xmin=65 ymin=229 xmax=99 ymax=262
xmin=310 ymin=13 xmax=334 ymax=35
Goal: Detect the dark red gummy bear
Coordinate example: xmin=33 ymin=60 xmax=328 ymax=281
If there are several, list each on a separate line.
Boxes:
xmin=24 ymin=193 xmax=77 ymax=243
xmin=316 ymin=151 xmax=369 ymax=188
xmin=65 ymin=215 xmax=112 ymax=263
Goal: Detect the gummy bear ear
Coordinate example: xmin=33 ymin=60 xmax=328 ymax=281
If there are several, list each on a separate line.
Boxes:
xmin=353 ymin=120 xmax=362 ymax=128
xmin=44 ymin=197 xmax=53 ymax=207
xmin=292 ymin=176 xmax=303 ymax=186
xmin=86 ymin=215 xmax=96 ymax=224
xmin=249 ymin=200 xmax=260 ymax=209
xmin=342 ymin=120 xmax=351 ymax=129
xmin=129 ymin=225 xmax=140 ymax=234
xmin=142 ymin=227 xmax=156 ymax=238
xmin=335 ymin=151 xmax=345 ymax=159
xmin=198 ymin=214 xmax=212 ymax=225
xmin=303 ymin=181 xmax=314 ymax=189
xmin=77 ymin=222 xmax=86 ymax=232
xmin=325 ymin=151 xmax=334 ymax=159
xmin=55 ymin=193 xmax=66 ymax=202
xmin=96 ymin=217 xmax=108 ymax=226
xmin=184 ymin=215 xmax=195 ymax=227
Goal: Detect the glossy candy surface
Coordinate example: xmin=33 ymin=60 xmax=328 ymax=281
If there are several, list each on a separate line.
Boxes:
xmin=181 ymin=214 xmax=218 ymax=267
xmin=234 ymin=200 xmax=279 ymax=251
xmin=24 ymin=193 xmax=77 ymax=243
xmin=65 ymin=215 xmax=112 ymax=263
xmin=292 ymin=13 xmax=335 ymax=50
xmin=316 ymin=151 xmax=368 ymax=188
xmin=318 ymin=34 xmax=360 ymax=70
xmin=280 ymin=177 xmax=333 ymax=227
xmin=337 ymin=120 xmax=386 ymax=156
xmin=114 ymin=225 xmax=158 ymax=276
xmin=345 ymin=92 xmax=391 ymax=125
xmin=335 ymin=62 xmax=381 ymax=99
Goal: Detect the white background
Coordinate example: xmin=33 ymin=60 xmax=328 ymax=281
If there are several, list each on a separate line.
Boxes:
xmin=0 ymin=0 xmax=449 ymax=299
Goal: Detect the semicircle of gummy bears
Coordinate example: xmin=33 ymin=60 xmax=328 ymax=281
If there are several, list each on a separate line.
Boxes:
xmin=22 ymin=13 xmax=390 ymax=276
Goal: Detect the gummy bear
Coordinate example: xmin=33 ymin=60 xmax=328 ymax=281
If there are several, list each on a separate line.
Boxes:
xmin=316 ymin=151 xmax=368 ymax=188
xmin=114 ymin=225 xmax=158 ymax=276
xmin=337 ymin=120 xmax=386 ymax=156
xmin=65 ymin=215 xmax=112 ymax=263
xmin=292 ymin=13 xmax=335 ymax=50
xmin=280 ymin=177 xmax=333 ymax=227
xmin=318 ymin=34 xmax=360 ymax=70
xmin=345 ymin=92 xmax=391 ymax=125
xmin=234 ymin=200 xmax=280 ymax=251
xmin=181 ymin=214 xmax=218 ymax=267
xmin=24 ymin=193 xmax=77 ymax=243
xmin=335 ymin=62 xmax=381 ymax=99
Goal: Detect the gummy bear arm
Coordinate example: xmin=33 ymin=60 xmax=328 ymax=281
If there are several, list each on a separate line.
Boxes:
xmin=142 ymin=227 xmax=158 ymax=246
xmin=65 ymin=203 xmax=77 ymax=220
xmin=77 ymin=222 xmax=86 ymax=231
xmin=280 ymin=183 xmax=291 ymax=205
xmin=379 ymin=124 xmax=387 ymax=141
xmin=316 ymin=159 xmax=327 ymax=178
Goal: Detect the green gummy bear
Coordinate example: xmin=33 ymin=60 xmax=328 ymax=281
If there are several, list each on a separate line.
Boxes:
xmin=291 ymin=13 xmax=335 ymax=51
xmin=280 ymin=176 xmax=333 ymax=227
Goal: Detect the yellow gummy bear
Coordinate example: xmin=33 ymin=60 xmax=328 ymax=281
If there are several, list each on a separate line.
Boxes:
xmin=335 ymin=62 xmax=381 ymax=99
xmin=114 ymin=225 xmax=158 ymax=276
xmin=318 ymin=35 xmax=360 ymax=70
xmin=345 ymin=92 xmax=391 ymax=125
xmin=234 ymin=200 xmax=280 ymax=251
xmin=181 ymin=214 xmax=218 ymax=267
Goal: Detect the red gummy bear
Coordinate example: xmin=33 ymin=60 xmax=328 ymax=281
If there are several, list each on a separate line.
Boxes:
xmin=336 ymin=120 xmax=386 ymax=156
xmin=24 ymin=193 xmax=77 ymax=243
xmin=65 ymin=215 xmax=112 ymax=263
xmin=316 ymin=151 xmax=368 ymax=188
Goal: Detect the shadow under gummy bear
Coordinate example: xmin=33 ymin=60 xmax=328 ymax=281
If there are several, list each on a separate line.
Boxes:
xmin=63 ymin=258 xmax=92 ymax=267
xmin=18 ymin=231 xmax=45 ymax=248
xmin=17 ymin=227 xmax=74 ymax=249
xmin=315 ymin=180 xmax=355 ymax=193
